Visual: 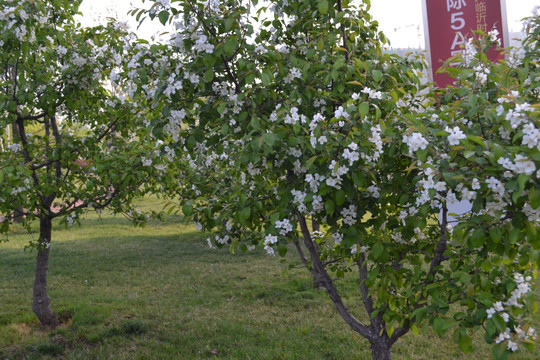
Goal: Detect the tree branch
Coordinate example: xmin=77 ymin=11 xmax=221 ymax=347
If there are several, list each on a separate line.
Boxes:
xmin=187 ymin=2 xmax=241 ymax=93
xmin=297 ymin=212 xmax=374 ymax=340
xmin=357 ymin=254 xmax=375 ymax=317
xmin=336 ymin=0 xmax=350 ymax=62
xmin=428 ymin=203 xmax=448 ymax=277
xmin=49 ymin=116 xmax=62 ymax=180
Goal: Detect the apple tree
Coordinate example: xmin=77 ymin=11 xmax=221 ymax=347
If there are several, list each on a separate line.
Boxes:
xmin=0 ymin=0 xmax=168 ymax=328
xmin=134 ymin=0 xmax=538 ymax=359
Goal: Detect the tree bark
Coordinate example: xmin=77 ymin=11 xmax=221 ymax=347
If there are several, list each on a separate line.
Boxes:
xmin=32 ymin=217 xmax=59 ymax=329
xmin=11 ymin=124 xmax=24 ymax=224
xmin=370 ymin=340 xmax=392 ymax=360
xmin=12 ymin=206 xmax=24 ymax=224
xmin=292 ymin=238 xmax=324 ymax=289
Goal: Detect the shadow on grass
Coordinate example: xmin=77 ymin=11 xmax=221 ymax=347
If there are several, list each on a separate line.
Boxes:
xmin=0 ymin=226 xmax=333 ymax=359
xmin=2 ymin=218 xmax=539 ymax=360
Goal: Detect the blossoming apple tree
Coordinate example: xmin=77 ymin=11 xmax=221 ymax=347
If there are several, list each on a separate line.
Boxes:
xmin=134 ymin=0 xmax=538 ymax=359
xmin=0 ymin=0 xmax=167 ymax=328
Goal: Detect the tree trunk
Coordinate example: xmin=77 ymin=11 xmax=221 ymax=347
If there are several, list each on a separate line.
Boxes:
xmin=11 ymin=124 xmax=24 ymax=224
xmin=12 ymin=205 xmax=24 ymax=224
xmin=32 ymin=218 xmax=59 ymax=329
xmin=312 ymin=218 xmax=320 ymax=232
xmin=310 ymin=267 xmax=325 ymax=289
xmin=370 ymin=340 xmax=392 ymax=360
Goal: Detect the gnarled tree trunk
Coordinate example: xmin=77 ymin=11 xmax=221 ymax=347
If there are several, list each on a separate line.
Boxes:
xmin=370 ymin=340 xmax=392 ymax=360
xmin=32 ymin=217 xmax=59 ymax=328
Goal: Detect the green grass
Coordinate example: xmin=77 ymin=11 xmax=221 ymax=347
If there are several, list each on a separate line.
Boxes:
xmin=0 ymin=198 xmax=538 ymax=360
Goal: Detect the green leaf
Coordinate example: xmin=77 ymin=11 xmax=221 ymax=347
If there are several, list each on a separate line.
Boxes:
xmin=411 ymin=308 xmax=427 ymax=323
xmin=250 ymin=138 xmax=260 ymax=152
xmin=318 ymin=0 xmax=329 ymax=14
xmin=333 ymin=58 xmax=345 ymax=70
xmin=224 ymin=17 xmax=235 ymax=31
xmin=152 ymin=126 xmax=163 ymax=139
xmin=336 ymin=190 xmax=346 ymax=206
xmin=489 ymin=228 xmax=502 ymax=244
xmin=519 ymin=253 xmax=530 ymax=267
xmin=325 ymin=200 xmax=335 ymax=216
xmin=372 ymin=242 xmax=383 ymax=260
xmin=518 ymin=174 xmax=530 ymax=191
xmin=182 ymin=203 xmax=193 ymax=217
xmin=245 ymin=72 xmax=256 ymax=84
xmin=529 ymin=187 xmax=540 ymax=209
xmin=250 ymin=116 xmax=261 ymax=130
xmin=492 ymin=344 xmax=510 ymax=360
xmin=263 ymin=133 xmax=276 ymax=147
xmin=372 ymin=70 xmax=383 ymax=82
xmin=359 ymin=102 xmax=369 ymax=116
xmin=458 ymin=333 xmax=473 ymax=353
xmin=221 ymin=124 xmax=229 ymax=135
xmin=158 ymin=10 xmax=169 ymax=25
xmin=186 ymin=135 xmax=196 ymax=150
xmin=470 ymin=229 xmax=485 ymax=248
xmin=194 ymin=128 xmax=205 ymax=142
xmin=463 ymin=150 xmax=475 ymax=159
xmin=433 ymin=317 xmax=452 ymax=337
xmin=277 ymin=243 xmax=288 ymax=257
xmin=203 ymin=53 xmax=215 ymax=67
xmin=261 ymin=71 xmax=272 ymax=86
xmin=467 ymin=135 xmax=485 ymax=147
xmin=509 ymin=227 xmax=520 ymax=244
xmin=137 ymin=68 xmax=148 ymax=82
xmin=442 ymin=172 xmax=459 ymax=187
xmin=306 ymin=155 xmax=318 ymax=168
xmin=205 ymin=68 xmax=214 ymax=81
xmin=492 ymin=315 xmax=507 ymax=333
xmin=352 ymin=171 xmax=365 ymax=187
xmin=224 ymin=38 xmax=237 ymax=56
xmin=240 ymin=206 xmax=251 ymax=220
xmin=526 ymin=221 xmax=537 ymax=240
xmin=217 ymin=102 xmax=227 ymax=114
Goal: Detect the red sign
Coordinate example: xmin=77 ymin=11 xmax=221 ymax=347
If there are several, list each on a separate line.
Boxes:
xmin=423 ymin=0 xmax=507 ymax=87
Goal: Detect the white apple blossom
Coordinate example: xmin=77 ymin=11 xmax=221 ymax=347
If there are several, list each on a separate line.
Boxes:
xmin=275 ymin=219 xmax=293 ymax=236
xmin=334 ymin=106 xmax=349 ymax=119
xmin=445 ymin=126 xmax=466 ymax=145
xmin=332 ymin=232 xmax=343 ymax=245
xmin=403 ymin=132 xmax=428 ymax=154
xmin=341 ymin=204 xmax=357 ymax=226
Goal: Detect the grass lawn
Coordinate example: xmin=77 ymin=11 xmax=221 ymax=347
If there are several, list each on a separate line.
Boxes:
xmin=0 ymin=198 xmax=538 ymax=360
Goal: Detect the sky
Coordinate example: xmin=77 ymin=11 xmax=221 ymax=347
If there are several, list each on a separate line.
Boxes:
xmin=369 ymin=0 xmax=539 ymax=48
xmin=78 ymin=0 xmax=540 ymax=48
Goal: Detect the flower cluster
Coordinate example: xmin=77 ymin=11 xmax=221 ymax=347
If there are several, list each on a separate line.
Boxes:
xmin=497 ymin=155 xmax=536 ymax=176
xmin=284 ymin=67 xmax=301 ymax=83
xmin=341 ymin=204 xmax=357 ymax=226
xmin=291 ymin=189 xmax=307 ymax=213
xmin=445 ymin=126 xmax=466 ymax=146
xmin=263 ymin=234 xmax=278 ymax=255
xmin=342 ymin=143 xmax=359 ymax=166
xmin=275 ymin=219 xmax=293 ymax=236
xmin=403 ymin=132 xmax=428 ymax=154
xmin=363 ymin=125 xmax=383 ymax=162
xmin=193 ymin=33 xmax=214 ymax=54
xmin=487 ymin=274 xmax=536 ymax=352
xmin=361 ymin=87 xmax=383 ymax=100
xmin=326 ymin=160 xmax=348 ymax=189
